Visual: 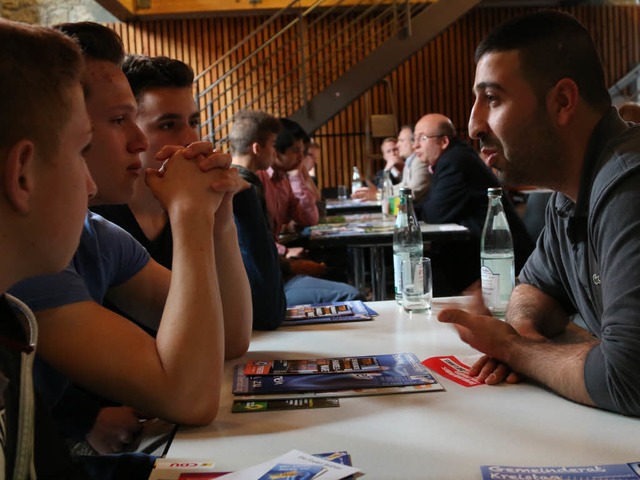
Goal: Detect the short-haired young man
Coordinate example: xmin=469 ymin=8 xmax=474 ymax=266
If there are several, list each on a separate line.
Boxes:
xmin=0 ymin=18 xmax=94 ymax=478
xmin=441 ymin=11 xmax=640 ymax=417
xmin=231 ymin=111 xmax=362 ymax=306
xmin=10 ymin=22 xmax=252 ymax=458
xmin=94 ymin=54 xmax=285 ymax=331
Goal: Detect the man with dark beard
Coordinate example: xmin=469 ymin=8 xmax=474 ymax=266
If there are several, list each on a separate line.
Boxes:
xmin=439 ymin=10 xmax=640 ymax=417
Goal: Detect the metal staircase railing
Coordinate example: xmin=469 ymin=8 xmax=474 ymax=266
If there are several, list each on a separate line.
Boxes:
xmin=194 ymin=0 xmax=432 ymax=146
xmin=609 ymin=63 xmax=640 ymax=104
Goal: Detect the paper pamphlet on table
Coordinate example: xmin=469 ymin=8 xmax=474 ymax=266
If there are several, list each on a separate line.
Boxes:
xmin=233 ymin=352 xmax=444 ymax=400
xmin=436 ymin=224 xmax=468 ymax=231
xmin=422 ymin=355 xmax=484 ymax=387
xmin=148 ymin=459 xmax=217 ymax=479
xmin=481 ymin=462 xmax=640 ymax=479
xmin=215 ymin=449 xmax=360 ymax=480
xmin=282 ymin=301 xmax=377 ymax=326
xmin=232 ymin=397 xmax=340 ymax=413
xmin=244 ymin=356 xmax=381 ymax=375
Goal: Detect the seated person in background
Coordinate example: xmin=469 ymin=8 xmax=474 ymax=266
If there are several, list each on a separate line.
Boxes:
xmin=414 ymin=113 xmax=534 ymax=296
xmin=375 ymin=137 xmax=404 ymax=186
xmin=297 ymin=140 xmax=322 ymax=203
xmin=397 ymin=124 xmax=431 ymax=203
xmin=93 ymin=54 xmax=283 ymax=331
xmin=0 ymin=19 xmax=93 ymax=479
xmin=353 ymin=127 xmax=428 ymax=201
xmin=441 ymin=10 xmax=640 ymax=417
xmin=10 ymin=22 xmax=252 ymax=460
xmin=259 ymin=118 xmax=320 ymax=255
xmin=618 ymin=101 xmax=640 ymax=123
xmin=231 ymin=110 xmax=362 ymax=306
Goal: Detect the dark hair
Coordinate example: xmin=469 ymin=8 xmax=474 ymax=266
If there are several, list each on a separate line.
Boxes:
xmin=54 ymin=22 xmax=124 ymax=65
xmin=275 ymin=118 xmax=310 ymax=153
xmin=229 ymin=110 xmax=282 ymax=155
xmin=122 ymin=54 xmax=194 ymax=101
xmin=0 ymin=19 xmax=84 ymax=162
xmin=475 ymin=10 xmax=610 ymax=109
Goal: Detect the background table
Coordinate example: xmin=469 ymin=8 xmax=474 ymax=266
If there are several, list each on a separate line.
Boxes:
xmin=167 ymin=299 xmax=640 ymax=479
xmin=306 ymin=214 xmax=469 ymax=300
xmin=325 ymin=198 xmax=382 ymax=215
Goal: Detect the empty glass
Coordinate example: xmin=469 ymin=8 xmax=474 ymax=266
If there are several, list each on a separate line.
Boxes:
xmin=401 ymin=257 xmax=432 ymax=313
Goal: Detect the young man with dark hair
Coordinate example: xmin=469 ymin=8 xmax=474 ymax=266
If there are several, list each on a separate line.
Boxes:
xmin=10 ymin=22 xmax=252 ymax=460
xmin=440 ymin=10 xmax=640 ymax=417
xmin=259 ymin=117 xmax=319 ymax=255
xmin=94 ymin=54 xmax=285 ymax=331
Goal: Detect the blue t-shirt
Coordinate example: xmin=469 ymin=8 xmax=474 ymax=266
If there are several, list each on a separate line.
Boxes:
xmin=10 ymin=211 xmax=150 ymax=309
xmin=8 ymin=211 xmax=151 ymax=440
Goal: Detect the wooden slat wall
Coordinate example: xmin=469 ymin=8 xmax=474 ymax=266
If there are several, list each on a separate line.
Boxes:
xmin=109 ymin=5 xmax=640 ymax=190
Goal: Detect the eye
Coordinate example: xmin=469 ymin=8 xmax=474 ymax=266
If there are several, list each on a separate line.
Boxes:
xmin=485 ymin=93 xmax=499 ymax=105
xmin=189 ymin=118 xmax=200 ymax=129
xmin=159 ymin=121 xmax=176 ymax=130
xmin=112 ymin=116 xmax=125 ymax=125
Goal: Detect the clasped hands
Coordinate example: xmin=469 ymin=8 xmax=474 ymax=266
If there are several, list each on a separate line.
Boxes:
xmin=437 ymin=283 xmax=521 ymax=385
xmin=148 ymin=141 xmax=249 ymax=207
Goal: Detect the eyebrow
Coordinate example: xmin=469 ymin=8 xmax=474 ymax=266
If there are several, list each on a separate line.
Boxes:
xmin=473 ymin=81 xmax=506 ymax=94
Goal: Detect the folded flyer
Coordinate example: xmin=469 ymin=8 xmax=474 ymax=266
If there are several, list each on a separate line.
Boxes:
xmin=216 ymin=449 xmax=360 ymax=480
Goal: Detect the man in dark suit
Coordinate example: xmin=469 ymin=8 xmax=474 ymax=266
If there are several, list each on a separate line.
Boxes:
xmin=414 ymin=113 xmax=534 ymax=296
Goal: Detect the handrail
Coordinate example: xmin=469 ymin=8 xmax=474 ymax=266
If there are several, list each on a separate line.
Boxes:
xmin=609 ymin=63 xmax=640 ymax=99
xmin=196 ymin=0 xmax=428 ymax=143
xmin=194 ymin=0 xmax=301 ymax=83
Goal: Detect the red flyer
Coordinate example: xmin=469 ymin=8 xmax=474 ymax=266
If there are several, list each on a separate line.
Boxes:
xmin=422 ymin=356 xmax=484 ymax=387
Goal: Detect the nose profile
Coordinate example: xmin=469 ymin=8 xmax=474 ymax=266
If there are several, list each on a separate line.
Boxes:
xmin=468 ymin=101 xmax=485 ymax=141
xmin=85 ymin=165 xmax=98 ymax=199
xmin=129 ymin=122 xmax=150 ymax=153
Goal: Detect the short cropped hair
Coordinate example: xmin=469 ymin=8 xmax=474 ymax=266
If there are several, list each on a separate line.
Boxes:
xmin=275 ymin=118 xmax=310 ymax=153
xmin=54 ymin=22 xmax=124 ymax=65
xmin=122 ymin=54 xmax=194 ymax=101
xmin=0 ymin=20 xmax=84 ymax=163
xmin=475 ymin=10 xmax=610 ymax=110
xmin=229 ymin=110 xmax=282 ymax=156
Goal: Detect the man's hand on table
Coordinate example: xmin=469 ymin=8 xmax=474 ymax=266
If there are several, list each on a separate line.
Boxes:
xmin=440 ymin=281 xmax=521 ymax=385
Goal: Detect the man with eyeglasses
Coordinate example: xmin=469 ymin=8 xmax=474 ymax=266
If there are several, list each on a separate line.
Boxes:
xmin=413 ymin=113 xmax=533 ymax=296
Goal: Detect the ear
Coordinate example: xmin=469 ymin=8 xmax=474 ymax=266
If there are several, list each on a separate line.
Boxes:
xmin=441 ymin=135 xmax=451 ymax=151
xmin=3 ymin=140 xmax=36 ymax=215
xmin=548 ymin=78 xmax=580 ymax=127
xmin=251 ymin=142 xmax=261 ymax=156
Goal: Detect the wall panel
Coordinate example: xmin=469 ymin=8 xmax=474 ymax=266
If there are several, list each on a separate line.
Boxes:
xmin=110 ymin=5 xmax=640 ymax=190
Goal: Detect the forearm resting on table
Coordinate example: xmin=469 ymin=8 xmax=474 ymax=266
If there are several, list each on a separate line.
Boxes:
xmin=500 ymin=333 xmax=597 ymax=407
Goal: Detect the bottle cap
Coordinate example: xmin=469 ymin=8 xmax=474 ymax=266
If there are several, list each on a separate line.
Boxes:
xmin=487 ymin=187 xmax=503 ymax=196
xmin=399 ymin=187 xmax=413 ymax=197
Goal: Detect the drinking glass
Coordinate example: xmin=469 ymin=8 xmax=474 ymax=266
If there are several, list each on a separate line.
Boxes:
xmin=337 ymin=185 xmax=348 ymax=201
xmin=401 ymin=257 xmax=432 ymax=313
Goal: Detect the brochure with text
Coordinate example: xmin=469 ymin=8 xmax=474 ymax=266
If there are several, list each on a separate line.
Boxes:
xmin=282 ymin=301 xmax=377 ymax=326
xmin=481 ymin=462 xmax=640 ymax=480
xmin=243 ymin=356 xmax=380 ymax=375
xmin=233 ymin=352 xmax=444 ymax=398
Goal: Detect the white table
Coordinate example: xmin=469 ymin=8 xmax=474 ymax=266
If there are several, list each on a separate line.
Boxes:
xmin=167 ymin=299 xmax=640 ymax=479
